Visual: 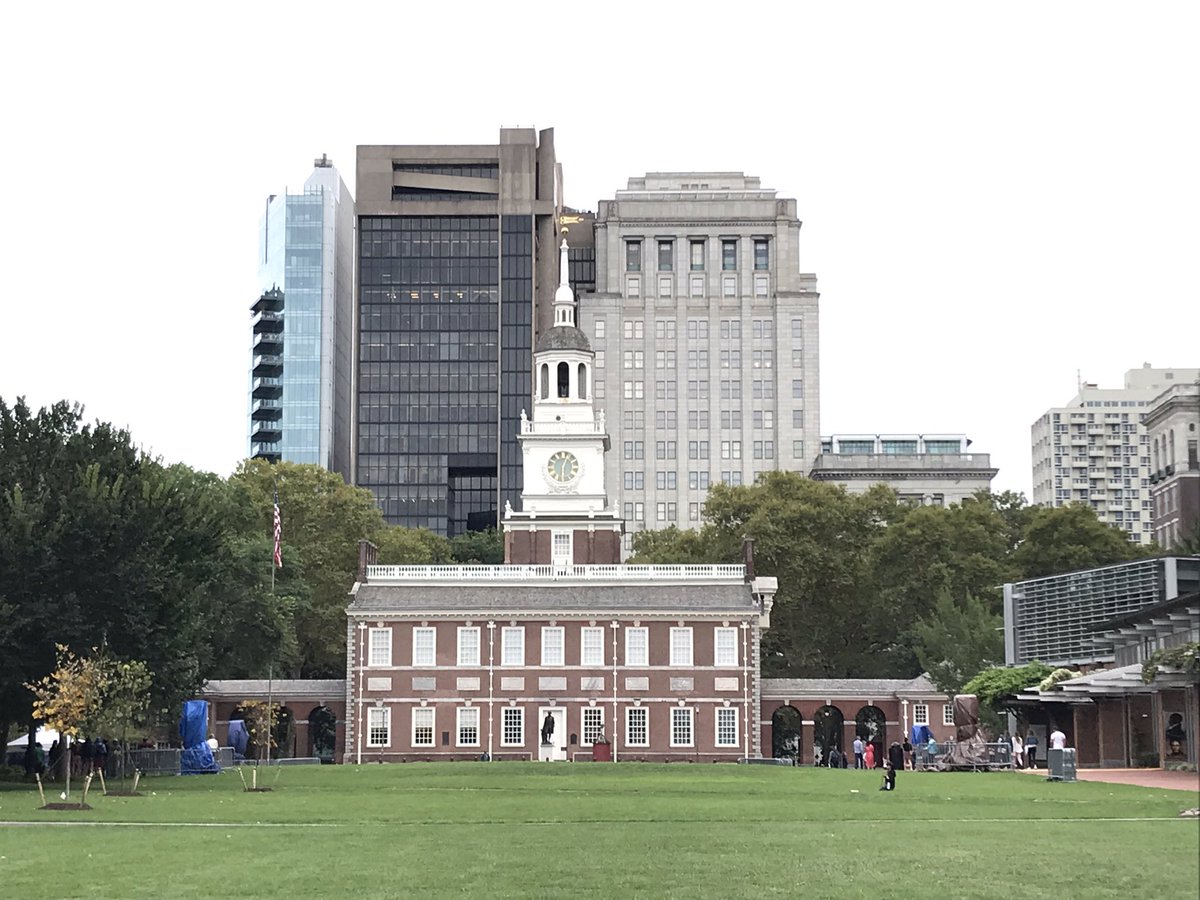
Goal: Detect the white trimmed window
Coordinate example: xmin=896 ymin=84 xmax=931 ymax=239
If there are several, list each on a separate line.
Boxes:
xmin=412 ymin=707 xmax=434 ymax=747
xmin=457 ymin=627 xmax=480 ymax=667
xmin=412 ymin=627 xmax=436 ymax=667
xmin=714 ymin=627 xmax=738 ymax=667
xmin=367 ymin=706 xmax=390 ymax=747
xmin=913 ymin=704 xmax=929 ymax=726
xmin=501 ymin=707 xmax=524 ymax=747
xmin=541 ymin=627 xmax=565 ymax=666
xmin=625 ymin=627 xmax=649 ymax=667
xmin=671 ymin=707 xmax=694 ymax=747
xmin=368 ymin=628 xmax=392 ymax=667
xmin=581 ymin=627 xmax=604 ymax=666
xmin=582 ymin=708 xmax=605 ymax=746
xmin=716 ymin=707 xmax=739 ymax=747
xmin=943 ymin=703 xmax=955 ymax=726
xmin=457 ymin=707 xmax=480 ymax=747
xmin=552 ymin=530 xmax=572 ymax=566
xmin=670 ymin=627 xmax=694 ymax=667
xmin=626 ymin=707 xmax=649 ymax=747
xmin=501 ymin=627 xmax=524 ymax=667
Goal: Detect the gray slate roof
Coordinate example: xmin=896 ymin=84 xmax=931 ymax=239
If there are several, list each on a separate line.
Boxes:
xmin=350 ymin=582 xmax=754 ymax=614
xmin=535 ymin=325 xmax=591 ymax=353
xmin=761 ymin=675 xmax=943 ymax=698
xmin=201 ymin=679 xmax=345 ymax=699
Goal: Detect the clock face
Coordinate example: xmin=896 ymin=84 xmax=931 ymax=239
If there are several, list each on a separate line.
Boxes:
xmin=546 ymin=450 xmax=581 ymax=483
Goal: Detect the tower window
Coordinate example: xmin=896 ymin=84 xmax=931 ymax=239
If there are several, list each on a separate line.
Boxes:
xmin=578 ymin=363 xmax=588 ymax=399
xmin=557 ymin=362 xmax=570 ymax=398
xmin=540 ymin=364 xmax=550 ymax=400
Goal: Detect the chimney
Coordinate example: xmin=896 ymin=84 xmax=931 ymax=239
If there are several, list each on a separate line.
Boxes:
xmin=742 ymin=537 xmax=755 ymax=581
xmin=357 ymin=539 xmax=378 ymax=581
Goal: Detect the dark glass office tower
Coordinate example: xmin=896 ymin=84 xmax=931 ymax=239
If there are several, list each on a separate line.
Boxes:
xmin=355 ymin=129 xmax=557 ymax=535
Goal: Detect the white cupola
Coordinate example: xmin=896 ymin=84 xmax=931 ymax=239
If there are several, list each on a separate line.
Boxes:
xmin=532 ymin=239 xmax=594 ymax=423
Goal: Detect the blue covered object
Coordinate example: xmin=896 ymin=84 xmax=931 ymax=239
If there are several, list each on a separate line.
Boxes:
xmin=179 ymin=700 xmax=219 ymax=774
xmin=227 ymin=719 xmax=249 ymax=760
xmin=911 ymin=724 xmax=932 ymax=745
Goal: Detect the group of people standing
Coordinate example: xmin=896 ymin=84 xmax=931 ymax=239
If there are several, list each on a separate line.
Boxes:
xmin=1009 ymin=727 xmax=1066 ymax=769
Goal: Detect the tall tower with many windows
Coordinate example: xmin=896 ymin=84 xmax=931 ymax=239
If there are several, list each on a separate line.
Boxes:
xmin=354 ymin=129 xmax=558 ymax=535
xmin=249 ymin=155 xmax=354 ymax=479
xmin=578 ymin=173 xmax=820 ymax=550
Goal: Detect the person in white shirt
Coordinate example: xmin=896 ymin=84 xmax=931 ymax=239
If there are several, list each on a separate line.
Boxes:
xmin=1049 ymin=728 xmax=1066 ymax=750
xmin=206 ymin=734 xmax=219 ymax=752
xmin=1011 ymin=733 xmax=1024 ymax=769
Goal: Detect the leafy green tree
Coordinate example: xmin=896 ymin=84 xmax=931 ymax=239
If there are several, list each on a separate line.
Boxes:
xmin=629 ymin=526 xmax=716 ymax=564
xmin=450 ymin=528 xmax=505 ymax=564
xmin=229 ymin=460 xmax=386 ymax=677
xmin=375 ymin=526 xmax=453 ymax=565
xmin=27 ymin=645 xmax=109 ymax=798
xmin=1011 ymin=504 xmax=1147 ymax=579
xmin=962 ymin=661 xmax=1054 ymax=717
xmin=912 ymin=590 xmax=1004 ymax=695
xmin=93 ymin=657 xmax=153 ymax=790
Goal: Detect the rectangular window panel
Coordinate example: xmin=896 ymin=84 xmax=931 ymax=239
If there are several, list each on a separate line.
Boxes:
xmin=690 ymin=240 xmax=705 ymax=270
xmin=457 ymin=707 xmax=480 ymax=746
xmin=913 ymin=704 xmax=929 ymax=726
xmin=582 ymin=708 xmax=605 ymax=746
xmin=714 ymin=627 xmax=738 ymax=667
xmin=722 ymin=240 xmax=737 ymax=271
xmin=671 ymin=707 xmax=694 ymax=747
xmin=625 ymin=627 xmax=649 ymax=666
xmin=412 ymin=627 xmax=436 ymax=667
xmin=412 ymin=707 xmax=434 ymax=747
xmin=502 ymin=707 xmax=524 ymax=747
xmin=542 ymin=627 xmax=565 ymax=666
xmin=367 ymin=707 xmax=390 ymax=747
xmin=626 ymin=241 xmax=641 ymax=272
xmin=457 ymin=626 xmax=480 ymax=667
xmin=581 ymin=627 xmax=605 ymax=666
xmin=670 ymin=627 xmax=693 ymax=667
xmin=754 ymin=240 xmax=769 ymax=271
xmin=626 ymin=707 xmax=649 ymax=747
xmin=368 ymin=628 xmax=392 ymax=667
xmin=501 ymin=627 xmax=525 ymax=667
xmin=658 ymin=240 xmax=673 ymax=271
xmin=716 ymin=707 xmax=739 ymax=747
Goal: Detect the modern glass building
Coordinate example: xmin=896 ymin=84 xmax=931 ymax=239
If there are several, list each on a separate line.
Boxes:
xmin=355 ymin=129 xmax=558 ymax=535
xmin=250 ymin=156 xmax=355 ymax=479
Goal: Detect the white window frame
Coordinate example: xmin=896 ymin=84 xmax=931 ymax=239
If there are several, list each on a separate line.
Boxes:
xmin=582 ymin=708 xmax=605 ymax=747
xmin=501 ymin=707 xmax=524 ymax=747
xmin=412 ymin=626 xmax=436 ymax=667
xmin=581 ymin=627 xmax=605 ymax=666
xmin=457 ymin=626 xmax=480 ymax=667
xmin=913 ymin=703 xmax=929 ymax=726
xmin=716 ymin=707 xmax=739 ymax=747
xmin=366 ymin=706 xmax=390 ymax=748
xmin=714 ymin=627 xmax=738 ymax=668
xmin=501 ymin=626 xmax=525 ymax=667
xmin=411 ymin=707 xmax=434 ymax=747
xmin=625 ymin=627 xmax=649 ymax=667
xmin=670 ymin=627 xmax=694 ymax=667
xmin=368 ymin=627 xmax=392 ymax=668
xmin=626 ymin=706 xmax=649 ymax=747
xmin=541 ymin=626 xmax=565 ymax=667
xmin=670 ymin=707 xmax=694 ymax=748
xmin=943 ymin=703 xmax=956 ymax=727
xmin=456 ymin=706 xmax=480 ymax=747
xmin=552 ymin=530 xmax=572 ymax=566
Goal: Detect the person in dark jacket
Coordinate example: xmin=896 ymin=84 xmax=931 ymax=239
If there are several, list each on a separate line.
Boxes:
xmin=888 ymin=741 xmax=905 ymax=771
xmin=879 ymin=761 xmax=897 ymax=791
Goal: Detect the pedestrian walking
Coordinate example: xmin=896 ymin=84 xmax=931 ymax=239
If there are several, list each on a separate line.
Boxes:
xmin=864 ymin=741 xmax=876 ymax=770
xmin=1025 ymin=730 xmax=1038 ymax=769
xmin=1011 ymin=733 xmax=1024 ymax=769
xmin=902 ymin=737 xmax=914 ymax=770
xmin=852 ymin=736 xmax=865 ymax=769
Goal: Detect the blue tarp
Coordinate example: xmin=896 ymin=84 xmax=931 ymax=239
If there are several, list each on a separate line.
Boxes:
xmin=228 ymin=719 xmax=249 ymax=760
xmin=911 ymin=724 xmax=932 ymax=746
xmin=179 ymin=700 xmax=219 ymax=774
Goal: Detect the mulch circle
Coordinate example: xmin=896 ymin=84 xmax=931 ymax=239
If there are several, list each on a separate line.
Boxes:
xmin=243 ymin=787 xmax=274 ymax=792
xmin=40 ymin=802 xmax=93 ymax=810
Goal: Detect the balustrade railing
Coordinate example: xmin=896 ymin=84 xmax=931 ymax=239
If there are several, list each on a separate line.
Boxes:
xmin=366 ymin=563 xmax=746 ymax=582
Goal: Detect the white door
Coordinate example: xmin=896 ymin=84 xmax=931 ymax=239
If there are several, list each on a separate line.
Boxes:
xmin=537 ymin=707 xmax=568 ymax=761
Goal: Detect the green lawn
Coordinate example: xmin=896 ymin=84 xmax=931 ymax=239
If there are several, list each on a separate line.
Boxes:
xmin=1 ymin=764 xmax=1196 ymax=898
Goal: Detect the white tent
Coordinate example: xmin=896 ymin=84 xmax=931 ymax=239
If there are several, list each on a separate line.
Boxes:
xmin=5 ymin=727 xmax=61 ymax=750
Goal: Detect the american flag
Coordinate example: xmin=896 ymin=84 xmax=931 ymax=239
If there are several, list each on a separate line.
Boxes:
xmin=272 ymin=489 xmax=282 ymax=568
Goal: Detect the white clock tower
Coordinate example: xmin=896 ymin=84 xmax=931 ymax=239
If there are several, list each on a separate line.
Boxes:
xmin=503 ymin=240 xmax=623 ymax=565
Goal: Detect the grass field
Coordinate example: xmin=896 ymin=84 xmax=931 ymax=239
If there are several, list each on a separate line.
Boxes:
xmin=1 ymin=763 xmax=1197 ymax=899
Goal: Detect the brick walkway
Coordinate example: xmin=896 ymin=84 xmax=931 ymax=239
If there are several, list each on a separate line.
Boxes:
xmin=1020 ymin=766 xmax=1199 ymax=792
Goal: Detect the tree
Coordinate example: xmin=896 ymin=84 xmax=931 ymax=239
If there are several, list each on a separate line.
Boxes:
xmin=962 ymin=661 xmax=1054 ymax=723
xmin=27 ymin=645 xmax=109 ymax=799
xmin=93 ymin=658 xmax=152 ymax=790
xmin=375 ymin=526 xmax=453 ymax=565
xmin=229 ymin=460 xmax=386 ymax=677
xmin=1011 ymin=504 xmax=1146 ymax=579
xmin=912 ymin=590 xmax=1004 ymax=695
xmin=450 ymin=528 xmax=505 ymax=564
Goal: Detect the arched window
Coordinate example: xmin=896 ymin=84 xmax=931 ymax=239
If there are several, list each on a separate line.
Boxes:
xmin=578 ymin=363 xmax=588 ymax=399
xmin=1169 ymin=429 xmax=1176 ymax=465
xmin=557 ymin=362 xmax=570 ymax=398
xmin=540 ymin=364 xmax=550 ymax=400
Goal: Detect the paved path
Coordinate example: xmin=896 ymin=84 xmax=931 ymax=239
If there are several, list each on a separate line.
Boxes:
xmin=1020 ymin=766 xmax=1199 ymax=792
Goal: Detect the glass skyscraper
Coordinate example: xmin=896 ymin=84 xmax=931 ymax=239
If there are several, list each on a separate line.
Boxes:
xmin=355 ymin=129 xmax=558 ymax=535
xmin=250 ymin=156 xmax=354 ymax=479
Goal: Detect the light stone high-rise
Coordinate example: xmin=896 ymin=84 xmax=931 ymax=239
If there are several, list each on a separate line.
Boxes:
xmin=1031 ymin=365 xmax=1200 ymax=545
xmin=577 ymin=173 xmax=820 ymax=551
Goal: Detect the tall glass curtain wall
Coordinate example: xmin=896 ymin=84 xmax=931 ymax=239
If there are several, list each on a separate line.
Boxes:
xmin=251 ymin=199 xmax=287 ymax=460
xmin=358 ymin=216 xmax=502 ymax=534
xmin=281 ymin=192 xmax=325 ymax=464
xmin=499 ymin=215 xmax=533 ymax=525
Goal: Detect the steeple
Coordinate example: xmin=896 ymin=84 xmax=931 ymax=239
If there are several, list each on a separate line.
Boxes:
xmin=553 ymin=238 xmax=576 ymax=328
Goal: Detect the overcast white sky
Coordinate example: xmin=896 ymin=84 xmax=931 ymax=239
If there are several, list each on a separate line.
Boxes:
xmin=2 ymin=2 xmax=1197 ymax=498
